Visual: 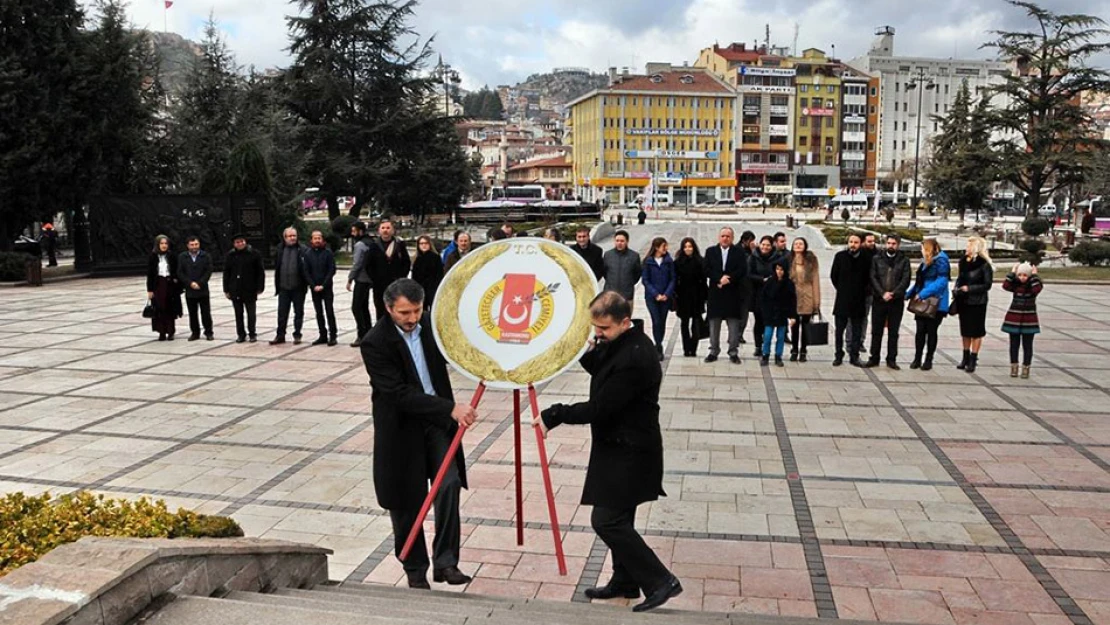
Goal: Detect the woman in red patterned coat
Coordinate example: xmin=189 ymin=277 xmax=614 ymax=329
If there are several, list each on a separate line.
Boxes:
xmin=1001 ymin=262 xmax=1043 ymax=379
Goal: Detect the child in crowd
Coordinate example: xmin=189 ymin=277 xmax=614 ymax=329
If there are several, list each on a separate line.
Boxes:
xmin=1001 ymin=262 xmax=1043 ymax=379
xmin=760 ymin=261 xmax=796 ymax=367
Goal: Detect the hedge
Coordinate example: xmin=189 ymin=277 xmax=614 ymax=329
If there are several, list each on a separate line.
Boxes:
xmin=0 ymin=491 xmax=243 ymax=576
xmin=820 ymin=226 xmax=925 ymax=245
xmin=0 ymin=252 xmax=33 ymax=282
xmin=1068 ymin=241 xmax=1110 ymax=267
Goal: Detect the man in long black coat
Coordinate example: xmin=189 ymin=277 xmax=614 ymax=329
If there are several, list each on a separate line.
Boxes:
xmin=830 ymin=233 xmax=871 ymax=366
xmin=360 ymin=278 xmax=477 ymax=589
xmin=703 ymin=227 xmax=747 ymax=364
xmin=537 ymin=292 xmax=682 ymax=613
xmin=366 ymin=219 xmax=411 ymax=320
xmin=222 ymin=233 xmax=265 ymax=343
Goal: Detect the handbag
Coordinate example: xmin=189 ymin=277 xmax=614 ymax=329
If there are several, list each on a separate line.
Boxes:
xmin=696 ymin=317 xmax=710 ymax=340
xmin=907 ymin=296 xmax=939 ymax=318
xmin=947 ymin=289 xmax=960 ymax=316
xmin=806 ymin=315 xmax=829 ymax=346
xmin=142 ymin=298 xmax=156 ymax=319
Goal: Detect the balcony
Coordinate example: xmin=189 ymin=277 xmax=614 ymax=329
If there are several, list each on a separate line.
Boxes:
xmin=842 ymin=131 xmax=866 ymax=143
xmin=842 ymin=151 xmax=866 ymax=161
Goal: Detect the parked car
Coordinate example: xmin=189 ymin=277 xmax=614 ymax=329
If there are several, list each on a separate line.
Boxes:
xmin=737 ymin=197 xmax=770 ymax=208
xmin=713 ymin=199 xmax=737 ymax=207
xmin=13 ymin=236 xmax=41 ymax=257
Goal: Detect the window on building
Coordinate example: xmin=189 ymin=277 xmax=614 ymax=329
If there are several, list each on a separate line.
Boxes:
xmin=868 ymin=141 xmax=875 ymax=151
xmin=902 ymin=140 xmax=906 ymax=150
xmin=826 ymin=117 xmax=834 ymax=128
xmin=771 ymin=95 xmax=788 ymax=106
xmin=870 ymin=86 xmax=877 ymax=96
xmin=632 ymin=97 xmax=637 ymax=105
xmin=800 ymin=84 xmax=808 ymax=92
xmin=799 ymin=136 xmax=808 ymax=146
xmin=828 ymin=85 xmax=835 ymax=93
xmin=801 ymin=117 xmax=809 ymax=127
xmin=800 ymin=97 xmax=809 ymax=108
xmin=825 ymin=136 xmax=834 ymax=147
xmin=895 ymin=82 xmax=901 ymax=92
xmin=869 ymin=105 xmax=876 ymax=114
xmin=903 ymin=121 xmax=907 ymax=131
xmin=824 ymin=155 xmax=834 ymax=165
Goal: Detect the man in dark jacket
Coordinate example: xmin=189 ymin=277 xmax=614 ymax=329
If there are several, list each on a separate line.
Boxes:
xmin=346 ymin=221 xmax=374 ymax=346
xmin=537 ymin=292 xmax=681 ymax=613
xmin=367 ymin=219 xmax=411 ymax=321
xmin=222 ymin=233 xmax=265 ymax=343
xmin=271 ymin=227 xmax=308 ymax=345
xmin=830 ymin=234 xmax=871 ymax=366
xmin=360 ymin=278 xmax=477 ymax=590
xmin=703 ymin=227 xmax=747 ymax=364
xmin=602 ymin=230 xmax=641 ymax=304
xmin=177 ymin=236 xmax=214 ymax=341
xmin=866 ymin=234 xmax=911 ymax=368
xmin=571 ymin=226 xmax=605 ymax=281
xmin=303 ymin=230 xmax=338 ymax=346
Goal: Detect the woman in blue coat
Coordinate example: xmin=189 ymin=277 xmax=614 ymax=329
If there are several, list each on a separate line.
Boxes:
xmin=642 ymin=237 xmax=676 ymax=360
xmin=905 ymin=238 xmax=951 ymax=371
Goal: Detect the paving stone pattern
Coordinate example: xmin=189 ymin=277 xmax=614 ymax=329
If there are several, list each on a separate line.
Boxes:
xmin=2 ymin=222 xmax=1109 ymax=624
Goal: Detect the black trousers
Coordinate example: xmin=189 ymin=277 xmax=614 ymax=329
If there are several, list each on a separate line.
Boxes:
xmin=231 ymin=298 xmax=257 ymax=339
xmin=276 ymin=288 xmax=306 ymax=338
xmin=186 ymin=296 xmax=213 ymax=337
xmin=372 ymin=286 xmax=388 ymax=323
xmin=1009 ymin=333 xmax=1035 ymax=366
xmin=752 ymin=310 xmax=766 ymax=353
xmin=914 ymin=314 xmax=945 ymax=359
xmin=835 ymin=314 xmax=864 ymax=360
xmin=390 ymin=426 xmax=462 ymax=574
xmin=311 ymin=287 xmax=338 ymax=339
xmin=352 ymin=282 xmax=373 ymax=341
xmin=678 ymin=313 xmax=702 ymax=355
xmin=790 ymin=314 xmax=813 ymax=354
xmin=592 ymin=505 xmax=671 ymax=594
xmin=870 ymin=300 xmax=904 ymax=363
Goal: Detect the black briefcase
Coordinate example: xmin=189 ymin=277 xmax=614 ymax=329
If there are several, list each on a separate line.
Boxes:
xmin=807 ymin=316 xmax=829 ymax=346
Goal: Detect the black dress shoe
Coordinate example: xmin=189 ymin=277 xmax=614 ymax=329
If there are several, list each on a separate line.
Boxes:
xmin=633 ymin=576 xmax=683 ymax=613
xmin=584 ymin=583 xmax=640 ymax=600
xmin=862 ymin=359 xmax=880 ymax=368
xmin=187 ymin=334 xmax=200 ymax=342
xmin=406 ymin=572 xmax=430 ymax=589
xmin=235 ymin=336 xmax=246 ymax=344
xmin=433 ymin=566 xmax=472 ymax=585
xmin=887 ymin=361 xmax=901 ymax=371
xmin=799 ymin=353 xmax=807 ymax=363
xmin=729 ymin=355 xmax=741 ymax=364
xmin=312 ymin=337 xmax=328 ymax=345
xmin=269 ymin=337 xmax=286 ymax=345
xmin=327 ymin=338 xmax=338 ymax=346
xmin=833 ymin=356 xmax=843 ymax=367
xmin=205 ymin=334 xmax=214 ymax=341
xmin=704 ymin=355 xmax=717 ymax=363
xmin=293 ymin=336 xmax=303 ymax=345
xmin=248 ymin=336 xmax=257 ymax=343
xmin=790 ymin=352 xmax=798 ymax=362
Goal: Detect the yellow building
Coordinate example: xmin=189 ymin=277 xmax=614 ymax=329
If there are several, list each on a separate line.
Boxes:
xmin=791 ymin=48 xmax=844 ymax=204
xmin=567 ymin=67 xmax=736 ymax=206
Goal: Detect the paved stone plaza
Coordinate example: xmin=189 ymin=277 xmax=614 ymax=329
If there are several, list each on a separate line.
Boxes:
xmin=2 ymin=222 xmax=1110 ymax=624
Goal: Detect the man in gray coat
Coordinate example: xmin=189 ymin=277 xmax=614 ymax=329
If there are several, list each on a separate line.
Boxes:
xmin=346 ymin=221 xmax=374 ymax=346
xmin=602 ymin=230 xmax=641 ymax=308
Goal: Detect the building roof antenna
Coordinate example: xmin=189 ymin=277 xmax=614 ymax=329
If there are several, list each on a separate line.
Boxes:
xmin=793 ymin=23 xmax=799 ymax=57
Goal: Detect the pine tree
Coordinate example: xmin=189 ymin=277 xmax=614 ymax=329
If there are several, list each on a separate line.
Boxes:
xmin=925 ymin=81 xmax=994 ymax=219
xmin=983 ymin=1 xmax=1110 ymax=216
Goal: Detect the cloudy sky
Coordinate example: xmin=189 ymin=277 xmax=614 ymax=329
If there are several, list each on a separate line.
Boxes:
xmin=104 ymin=0 xmax=1108 ymax=88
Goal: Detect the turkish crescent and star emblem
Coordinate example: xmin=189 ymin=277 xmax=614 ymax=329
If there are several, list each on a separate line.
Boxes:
xmin=479 ymin=273 xmax=557 ymax=344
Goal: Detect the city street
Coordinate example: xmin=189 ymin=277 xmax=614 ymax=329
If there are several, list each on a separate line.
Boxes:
xmin=2 ymin=222 xmax=1110 ymax=624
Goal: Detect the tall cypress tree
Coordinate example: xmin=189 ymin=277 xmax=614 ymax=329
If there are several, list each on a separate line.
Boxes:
xmin=925 ymin=81 xmax=994 ymax=219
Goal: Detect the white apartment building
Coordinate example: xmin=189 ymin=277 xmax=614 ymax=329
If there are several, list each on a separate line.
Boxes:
xmin=850 ymin=26 xmax=1012 ymax=196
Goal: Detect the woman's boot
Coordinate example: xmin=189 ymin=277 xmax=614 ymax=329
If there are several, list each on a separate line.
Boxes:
xmin=921 ymin=351 xmax=934 ymax=371
xmin=910 ymin=353 xmax=922 ymax=369
xmin=966 ymin=352 xmax=978 ymax=373
xmin=1021 ymin=365 xmax=1031 ymax=379
xmin=1010 ymin=364 xmax=1019 ymax=378
xmin=957 ymin=349 xmax=970 ymax=370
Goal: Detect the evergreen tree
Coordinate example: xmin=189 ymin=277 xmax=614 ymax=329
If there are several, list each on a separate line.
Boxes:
xmin=0 ymin=0 xmax=87 ymax=248
xmin=172 ymin=14 xmax=242 ymax=194
xmin=983 ymin=1 xmax=1110 ymax=216
xmin=924 ymin=81 xmax=994 ymax=219
xmin=462 ymin=86 xmax=503 ymax=120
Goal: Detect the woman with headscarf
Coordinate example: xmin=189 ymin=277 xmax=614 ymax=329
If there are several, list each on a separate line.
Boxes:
xmin=954 ymin=236 xmax=994 ymax=373
xmin=905 ymin=238 xmax=951 ymax=371
xmin=145 ymin=235 xmax=182 ymax=341
xmin=410 ymin=235 xmax=444 ymax=311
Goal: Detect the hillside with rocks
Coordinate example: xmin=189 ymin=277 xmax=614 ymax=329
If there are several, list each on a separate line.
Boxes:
xmin=518 ymin=70 xmax=608 ymax=105
xmin=146 ymin=31 xmax=203 ymax=95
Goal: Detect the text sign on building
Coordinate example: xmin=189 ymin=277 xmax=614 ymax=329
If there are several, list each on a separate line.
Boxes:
xmin=739 ymin=67 xmax=797 ymax=77
xmin=739 ymin=85 xmax=794 ymax=95
xmin=802 ymin=107 xmax=835 ymax=117
xmin=627 ymin=128 xmax=720 ymax=137
xmin=843 ymin=115 xmax=866 ymax=124
xmin=765 ymin=184 xmax=793 ymax=194
xmin=624 ymin=150 xmax=719 ymax=160
xmin=739 ymin=162 xmax=790 ymax=173
xmin=768 ymin=124 xmax=790 ymax=136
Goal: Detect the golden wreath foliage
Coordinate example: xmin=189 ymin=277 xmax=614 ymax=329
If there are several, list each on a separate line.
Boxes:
xmin=0 ymin=491 xmax=243 ymax=577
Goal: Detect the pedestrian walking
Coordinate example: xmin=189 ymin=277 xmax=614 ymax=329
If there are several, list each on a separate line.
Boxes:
xmin=641 ymin=237 xmax=675 ymax=361
xmin=673 ymin=237 xmax=708 ymax=358
xmin=360 ymin=278 xmax=477 ymax=590
xmin=304 ymin=231 xmax=338 ymax=346
xmin=954 ymin=236 xmax=994 ymax=373
xmin=443 ymin=231 xmax=472 ymax=272
xmin=704 ymin=227 xmax=747 ymax=364
xmin=222 ymin=233 xmax=265 ymax=343
xmin=146 ymin=235 xmax=181 ymax=341
xmin=760 ymin=260 xmax=796 ymax=367
xmin=787 ymin=237 xmax=821 ymax=363
xmin=271 ymin=227 xmax=308 ymax=345
xmin=368 ymin=219 xmax=411 ymax=321
xmin=866 ymin=233 xmax=911 ymax=368
xmin=906 ymin=238 xmax=951 ymax=371
xmin=536 ymin=292 xmax=682 ymax=613
xmin=347 ymin=221 xmax=374 ymax=346
xmin=41 ymin=223 xmax=58 ymax=267
xmin=830 ymin=234 xmax=870 ymax=366
xmin=1001 ymin=262 xmax=1043 ymax=379
xmin=411 ymin=235 xmax=444 ymax=312
xmin=748 ymin=236 xmax=783 ymax=358
xmin=602 ymin=230 xmax=641 ymax=304
xmin=570 ymin=226 xmax=605 ymax=281
xmin=177 ymin=236 xmax=214 ymax=341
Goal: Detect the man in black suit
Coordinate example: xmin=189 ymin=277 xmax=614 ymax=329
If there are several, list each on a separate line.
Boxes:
xmin=367 ymin=219 xmax=411 ymax=320
xmin=222 ymin=233 xmax=265 ymax=343
xmin=536 ymin=292 xmax=682 ymax=613
xmin=360 ymin=278 xmax=477 ymax=589
xmin=176 ymin=235 xmax=214 ymax=341
xmin=703 ymin=227 xmax=747 ymax=364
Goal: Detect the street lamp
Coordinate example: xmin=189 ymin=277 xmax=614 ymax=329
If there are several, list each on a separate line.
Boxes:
xmin=433 ymin=55 xmax=460 ymax=117
xmin=905 ymin=68 xmax=936 ymax=222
